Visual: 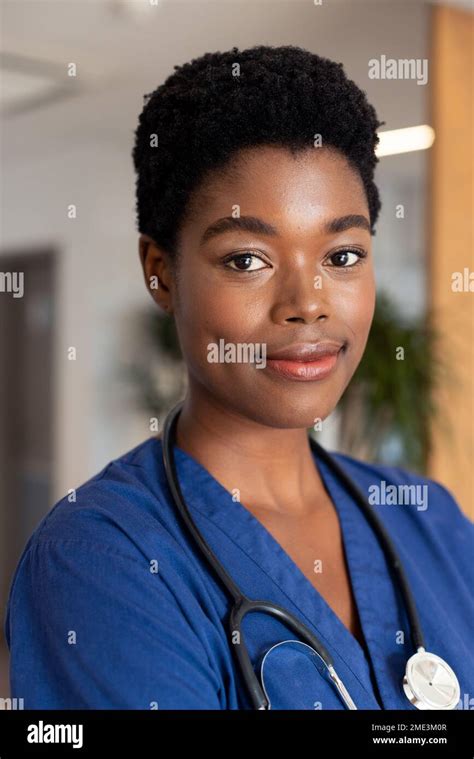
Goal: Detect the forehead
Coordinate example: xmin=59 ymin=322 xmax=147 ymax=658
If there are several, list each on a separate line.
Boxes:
xmin=184 ymin=145 xmax=369 ymax=233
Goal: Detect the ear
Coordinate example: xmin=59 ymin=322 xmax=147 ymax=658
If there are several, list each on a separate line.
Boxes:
xmin=138 ymin=234 xmax=174 ymax=314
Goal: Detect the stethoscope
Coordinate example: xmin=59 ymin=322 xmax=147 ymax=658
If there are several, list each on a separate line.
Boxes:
xmin=162 ymin=401 xmax=461 ymax=711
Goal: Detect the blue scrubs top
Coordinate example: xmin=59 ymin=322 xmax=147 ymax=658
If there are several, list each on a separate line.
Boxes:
xmin=5 ymin=436 xmax=474 ymax=710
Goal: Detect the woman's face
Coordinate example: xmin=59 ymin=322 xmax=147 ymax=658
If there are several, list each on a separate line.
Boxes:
xmin=142 ymin=145 xmax=376 ymax=429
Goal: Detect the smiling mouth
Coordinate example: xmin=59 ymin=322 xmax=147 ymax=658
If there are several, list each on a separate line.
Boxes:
xmin=264 ymin=345 xmax=345 ymax=382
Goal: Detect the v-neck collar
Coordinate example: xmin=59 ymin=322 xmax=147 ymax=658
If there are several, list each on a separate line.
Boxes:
xmin=155 ymin=436 xmax=412 ymax=709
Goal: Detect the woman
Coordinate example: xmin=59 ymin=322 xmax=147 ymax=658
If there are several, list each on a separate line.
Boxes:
xmin=6 ymin=45 xmax=473 ymax=710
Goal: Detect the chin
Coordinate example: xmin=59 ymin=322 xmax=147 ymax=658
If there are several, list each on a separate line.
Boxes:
xmin=224 ymin=392 xmax=339 ymax=431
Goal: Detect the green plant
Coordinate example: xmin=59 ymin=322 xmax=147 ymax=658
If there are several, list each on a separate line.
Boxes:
xmin=336 ymin=291 xmax=449 ymax=471
xmin=119 ymin=310 xmax=185 ymax=418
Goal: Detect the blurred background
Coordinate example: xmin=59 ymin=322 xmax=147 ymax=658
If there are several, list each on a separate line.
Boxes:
xmin=0 ymin=0 xmax=472 ymax=702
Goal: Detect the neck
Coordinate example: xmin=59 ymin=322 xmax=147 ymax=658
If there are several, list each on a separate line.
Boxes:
xmin=172 ymin=388 xmax=327 ymax=517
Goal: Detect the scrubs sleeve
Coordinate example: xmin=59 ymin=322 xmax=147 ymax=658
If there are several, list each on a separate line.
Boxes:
xmin=6 ymin=537 xmax=223 ymax=709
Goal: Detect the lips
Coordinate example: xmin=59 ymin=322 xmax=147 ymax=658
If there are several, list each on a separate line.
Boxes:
xmin=265 ymin=341 xmax=345 ymax=382
xmin=266 ymin=341 xmax=344 ymax=362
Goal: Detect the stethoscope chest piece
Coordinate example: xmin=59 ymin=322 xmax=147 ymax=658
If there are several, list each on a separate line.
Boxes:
xmin=403 ymin=648 xmax=460 ymax=710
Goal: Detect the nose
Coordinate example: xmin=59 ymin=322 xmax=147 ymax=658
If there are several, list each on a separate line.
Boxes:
xmin=269 ymin=264 xmax=330 ymax=324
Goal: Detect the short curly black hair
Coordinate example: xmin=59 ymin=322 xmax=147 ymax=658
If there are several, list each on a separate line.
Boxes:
xmin=132 ymin=44 xmax=384 ymax=261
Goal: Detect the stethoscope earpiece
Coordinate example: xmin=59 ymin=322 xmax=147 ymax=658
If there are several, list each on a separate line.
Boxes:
xmin=403 ymin=648 xmax=461 ymax=710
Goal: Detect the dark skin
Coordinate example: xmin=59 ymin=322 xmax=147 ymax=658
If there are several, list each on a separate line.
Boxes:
xmin=139 ymin=145 xmax=376 ymax=648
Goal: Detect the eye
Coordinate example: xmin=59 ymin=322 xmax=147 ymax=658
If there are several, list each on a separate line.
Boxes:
xmin=325 ymin=248 xmax=367 ymax=268
xmin=223 ymin=252 xmax=269 ymax=272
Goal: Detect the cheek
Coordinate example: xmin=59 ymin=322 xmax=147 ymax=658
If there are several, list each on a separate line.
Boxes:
xmin=174 ymin=271 xmax=265 ymax=371
xmin=333 ymin=275 xmax=376 ymax=356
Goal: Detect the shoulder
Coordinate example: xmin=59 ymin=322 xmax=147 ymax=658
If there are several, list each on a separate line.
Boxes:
xmin=4 ymin=437 xmax=222 ymax=690
xmin=19 ymin=436 xmax=174 ymax=554
xmin=331 ymin=449 xmax=471 ymax=517
xmin=328 ymin=450 xmax=474 ymax=558
xmin=5 ymin=436 xmax=204 ymax=630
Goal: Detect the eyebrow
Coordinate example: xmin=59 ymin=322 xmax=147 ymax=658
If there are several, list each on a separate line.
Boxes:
xmin=199 ymin=213 xmax=371 ymax=245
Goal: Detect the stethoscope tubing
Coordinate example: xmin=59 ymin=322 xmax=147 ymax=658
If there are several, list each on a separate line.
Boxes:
xmin=162 ymin=400 xmax=426 ymax=709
